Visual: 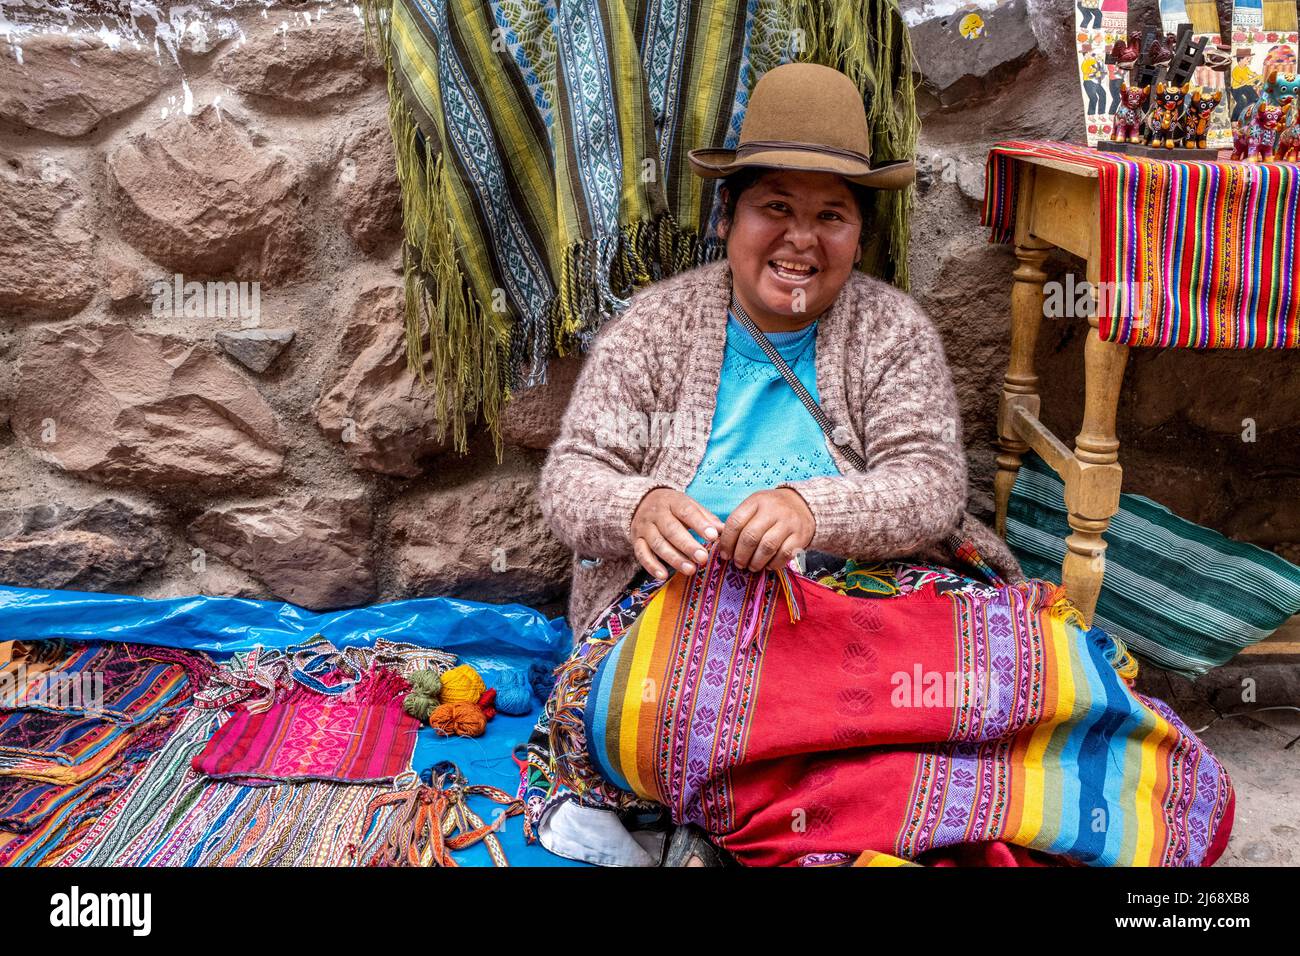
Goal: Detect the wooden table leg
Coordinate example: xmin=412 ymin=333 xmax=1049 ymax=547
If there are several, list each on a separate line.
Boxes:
xmin=1061 ymin=297 xmax=1128 ymax=626
xmin=994 ymin=236 xmax=1052 ymax=538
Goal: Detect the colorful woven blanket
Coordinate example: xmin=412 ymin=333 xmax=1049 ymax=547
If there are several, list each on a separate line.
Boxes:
xmin=982 ymin=140 xmax=1300 ymax=350
xmin=192 ymin=664 xmax=418 ymax=786
xmin=0 ymin=712 xmax=149 ymax=785
xmin=0 ymin=642 xmax=205 ymax=724
xmin=569 ymin=548 xmax=1234 ymax=866
xmin=360 ymin=0 xmax=918 ymax=453
xmin=61 ymin=709 xmax=403 ymax=867
xmin=0 ymin=643 xmax=201 ymax=786
xmin=0 ymin=643 xmax=209 ymax=866
xmin=0 ymin=712 xmax=181 ymax=867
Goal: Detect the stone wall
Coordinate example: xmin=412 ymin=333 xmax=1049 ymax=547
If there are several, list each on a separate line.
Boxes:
xmin=0 ymin=4 xmax=573 ymax=616
xmin=0 ymin=1 xmax=1294 ymax=622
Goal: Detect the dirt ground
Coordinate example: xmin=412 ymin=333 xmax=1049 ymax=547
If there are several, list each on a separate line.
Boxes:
xmin=1136 ymin=660 xmax=1300 ymax=866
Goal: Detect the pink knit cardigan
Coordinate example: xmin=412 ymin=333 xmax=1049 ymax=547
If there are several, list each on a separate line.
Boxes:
xmin=537 ymin=257 xmax=1024 ymax=637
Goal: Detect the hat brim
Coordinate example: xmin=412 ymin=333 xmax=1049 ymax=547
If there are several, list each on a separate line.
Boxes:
xmin=687 ymin=146 xmax=915 ymax=191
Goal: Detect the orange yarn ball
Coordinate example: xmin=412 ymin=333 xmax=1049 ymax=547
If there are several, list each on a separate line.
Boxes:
xmin=428 ymin=701 xmax=488 ymax=738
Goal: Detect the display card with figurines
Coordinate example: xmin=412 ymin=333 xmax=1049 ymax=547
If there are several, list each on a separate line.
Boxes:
xmin=1076 ymin=0 xmax=1300 ymax=155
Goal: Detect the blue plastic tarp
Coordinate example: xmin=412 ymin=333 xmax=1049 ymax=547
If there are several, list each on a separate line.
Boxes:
xmin=0 ymin=584 xmax=585 ymax=866
xmin=0 ymin=585 xmax=571 ymax=673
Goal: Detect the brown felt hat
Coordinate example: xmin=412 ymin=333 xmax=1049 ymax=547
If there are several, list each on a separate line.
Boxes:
xmin=687 ymin=62 xmax=914 ymax=191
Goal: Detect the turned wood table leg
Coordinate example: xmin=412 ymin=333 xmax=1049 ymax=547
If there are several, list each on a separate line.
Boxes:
xmin=1061 ymin=304 xmax=1129 ymax=626
xmin=994 ymin=236 xmax=1052 ymax=538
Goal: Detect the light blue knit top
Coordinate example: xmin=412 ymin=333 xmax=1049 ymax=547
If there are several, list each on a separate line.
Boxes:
xmin=684 ymin=308 xmax=840 ymax=526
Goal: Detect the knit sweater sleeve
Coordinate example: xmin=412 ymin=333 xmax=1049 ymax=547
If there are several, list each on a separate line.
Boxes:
xmin=536 ymin=304 xmax=677 ymax=560
xmin=776 ymin=295 xmax=967 ymax=559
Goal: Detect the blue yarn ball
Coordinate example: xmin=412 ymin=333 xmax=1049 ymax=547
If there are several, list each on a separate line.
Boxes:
xmin=529 ymin=661 xmax=557 ymax=702
xmin=494 ymin=669 xmax=535 ymax=716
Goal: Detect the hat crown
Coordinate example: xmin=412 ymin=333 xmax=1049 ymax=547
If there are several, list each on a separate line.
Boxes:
xmin=739 ymin=62 xmax=872 ymax=162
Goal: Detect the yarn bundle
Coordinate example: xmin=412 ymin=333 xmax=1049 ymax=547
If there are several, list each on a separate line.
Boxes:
xmin=528 ymin=661 xmax=557 ymax=704
xmin=402 ymin=664 xmax=498 ymax=738
xmin=492 ymin=668 xmax=537 ymax=716
xmin=402 ymin=662 xmax=550 ymax=737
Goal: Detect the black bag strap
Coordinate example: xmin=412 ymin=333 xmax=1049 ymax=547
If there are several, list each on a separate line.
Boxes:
xmin=729 ymin=293 xmax=869 ymax=472
xmin=728 ymin=292 xmax=998 ymax=580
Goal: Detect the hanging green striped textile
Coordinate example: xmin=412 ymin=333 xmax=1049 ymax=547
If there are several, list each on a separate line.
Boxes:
xmin=359 ymin=0 xmax=919 ymax=455
xmin=1006 ymin=450 xmax=1300 ymax=678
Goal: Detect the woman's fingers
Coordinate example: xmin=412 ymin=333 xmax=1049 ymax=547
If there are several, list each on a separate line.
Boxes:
xmin=633 ymin=536 xmax=670 ymax=580
xmin=719 ymin=490 xmax=816 ymax=571
xmin=760 ymin=533 xmax=802 ymax=572
xmin=747 ymin=522 xmax=792 ymax=573
xmin=717 ymin=497 xmax=758 ymax=562
xmin=731 ymin=512 xmax=781 ymax=571
xmin=644 ymin=525 xmax=696 ymax=577
xmin=630 ymin=491 xmax=730 ymax=580
xmin=665 ymin=500 xmax=716 ymax=567
xmin=680 ymin=499 xmax=725 ymax=548
xmin=634 ymin=490 xmax=808 ymax=578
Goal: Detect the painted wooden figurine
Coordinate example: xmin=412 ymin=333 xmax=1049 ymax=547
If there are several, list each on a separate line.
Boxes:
xmin=1239 ymin=69 xmax=1300 ymax=127
xmin=1279 ymin=121 xmax=1300 ymax=161
xmin=1263 ymin=70 xmax=1300 ymax=108
xmin=1232 ymin=101 xmax=1292 ymax=162
xmin=1256 ymin=71 xmax=1299 ymax=163
xmin=1183 ymin=89 xmax=1223 ymax=149
xmin=1110 ymin=83 xmax=1149 ymax=143
xmin=1144 ymin=81 xmax=1189 ymax=148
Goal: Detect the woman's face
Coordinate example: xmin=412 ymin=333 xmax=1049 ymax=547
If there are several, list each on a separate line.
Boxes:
xmin=719 ymin=168 xmax=864 ymax=330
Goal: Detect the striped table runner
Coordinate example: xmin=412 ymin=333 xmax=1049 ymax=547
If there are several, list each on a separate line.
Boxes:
xmin=983 ymin=140 xmax=1300 ymax=349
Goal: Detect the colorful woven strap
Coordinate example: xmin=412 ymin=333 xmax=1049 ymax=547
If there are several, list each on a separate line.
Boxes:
xmin=362 ymin=762 xmax=524 ymax=867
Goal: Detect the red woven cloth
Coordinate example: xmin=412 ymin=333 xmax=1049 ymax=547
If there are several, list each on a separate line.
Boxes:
xmin=580 ymin=550 xmax=1236 ymax=867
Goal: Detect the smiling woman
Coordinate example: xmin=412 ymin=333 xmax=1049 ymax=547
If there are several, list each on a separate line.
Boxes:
xmin=715 ymin=168 xmax=873 ymax=335
xmin=524 ymin=60 xmax=1236 ymax=870
xmin=536 ymin=60 xmax=1002 ymax=653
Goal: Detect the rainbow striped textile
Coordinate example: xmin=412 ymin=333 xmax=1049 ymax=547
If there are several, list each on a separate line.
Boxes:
xmin=982 ymin=140 xmax=1300 ymax=349
xmin=573 ymin=550 xmax=1235 ymax=867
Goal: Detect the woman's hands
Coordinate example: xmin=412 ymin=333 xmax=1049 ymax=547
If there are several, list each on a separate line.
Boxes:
xmin=631 ymin=489 xmax=724 ymax=580
xmin=630 ymin=487 xmax=816 ymax=580
xmin=718 ymin=488 xmax=815 ymax=572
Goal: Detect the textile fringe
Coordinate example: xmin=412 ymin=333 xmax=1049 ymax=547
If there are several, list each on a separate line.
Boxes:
xmin=788 ymin=0 xmax=920 ymax=289
xmin=552 ymin=217 xmax=727 ymax=355
xmin=546 ymin=636 xmax=620 ymax=802
xmin=1045 ymin=585 xmax=1141 ymax=682
xmin=359 ymin=0 xmax=918 ymax=453
xmin=357 ymin=1 xmax=510 ymax=460
xmin=119 ymin=644 xmax=217 ymax=696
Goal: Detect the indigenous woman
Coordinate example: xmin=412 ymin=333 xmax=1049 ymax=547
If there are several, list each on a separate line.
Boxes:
xmin=522 ymin=63 xmax=1234 ymax=868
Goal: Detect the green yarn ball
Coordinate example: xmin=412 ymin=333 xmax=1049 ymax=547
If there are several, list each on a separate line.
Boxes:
xmin=408 ymin=669 xmax=443 ymax=698
xmin=403 ymin=691 xmax=438 ymax=723
xmin=403 ymin=669 xmax=444 ymax=722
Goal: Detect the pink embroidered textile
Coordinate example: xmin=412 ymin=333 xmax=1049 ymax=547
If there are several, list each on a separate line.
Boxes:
xmin=192 ymin=665 xmax=417 ymax=786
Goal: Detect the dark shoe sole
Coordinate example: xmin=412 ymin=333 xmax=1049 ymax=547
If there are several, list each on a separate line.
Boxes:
xmin=662 ymin=824 xmax=727 ymax=867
